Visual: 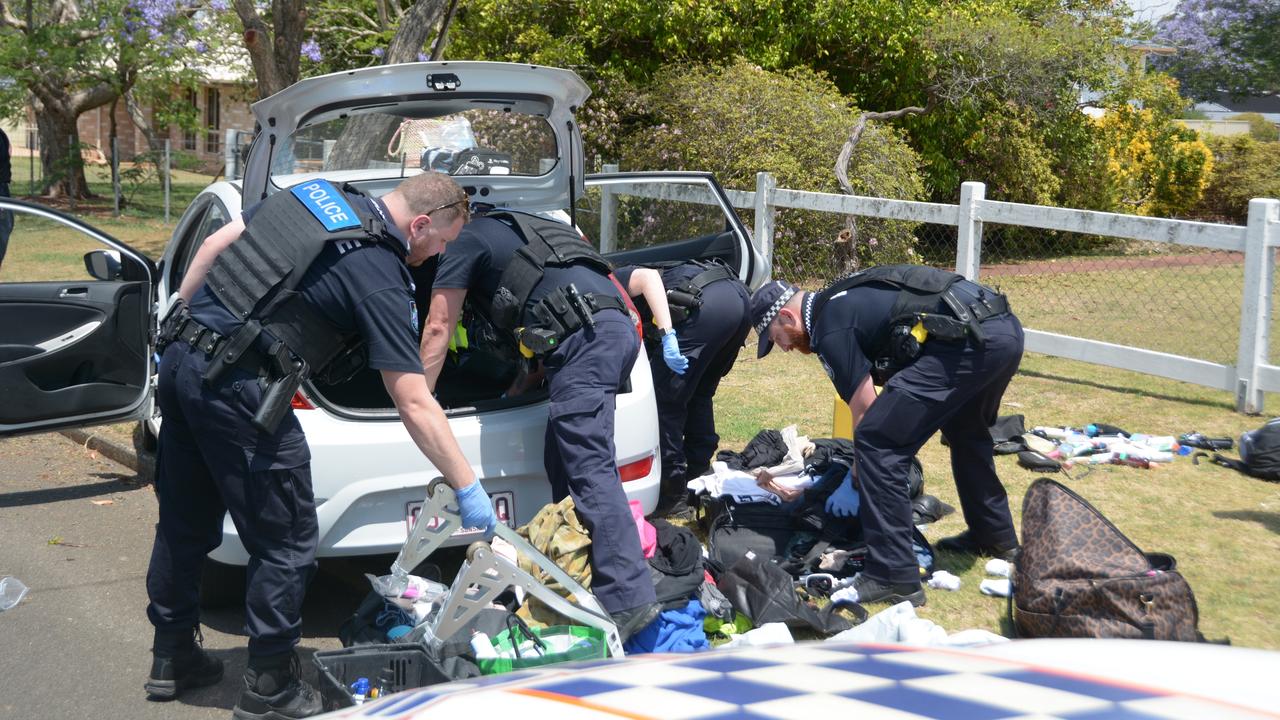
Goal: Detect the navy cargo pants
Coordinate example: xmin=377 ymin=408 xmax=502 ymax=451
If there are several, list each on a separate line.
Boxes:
xmin=145 ymin=339 xmax=317 ymax=657
xmin=649 ymin=279 xmax=752 ymax=488
xmin=543 ymin=309 xmax=657 ymax=615
xmin=855 ymin=312 xmax=1024 ymax=586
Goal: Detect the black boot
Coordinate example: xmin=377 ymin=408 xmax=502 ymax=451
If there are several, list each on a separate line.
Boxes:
xmin=650 ymin=476 xmax=693 ymax=520
xmin=233 ymin=651 xmax=323 ymax=720
xmin=145 ymin=626 xmax=224 ymax=700
xmin=610 ymin=601 xmax=663 ymax=644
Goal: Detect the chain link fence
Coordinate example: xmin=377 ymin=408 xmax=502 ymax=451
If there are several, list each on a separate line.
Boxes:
xmin=716 ymin=178 xmax=1274 ymax=404
xmin=976 ymin=225 xmax=1246 ymax=366
xmin=764 ymin=213 xmax=1248 ymax=366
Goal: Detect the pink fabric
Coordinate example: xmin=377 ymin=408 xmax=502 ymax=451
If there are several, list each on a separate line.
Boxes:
xmin=630 ymin=500 xmax=658 ymax=558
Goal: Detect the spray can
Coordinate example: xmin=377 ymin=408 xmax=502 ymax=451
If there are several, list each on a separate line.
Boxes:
xmin=375 ymin=668 xmax=395 ymax=701
xmin=470 ymin=631 xmax=498 ymax=659
xmin=351 ymin=677 xmax=370 ymax=705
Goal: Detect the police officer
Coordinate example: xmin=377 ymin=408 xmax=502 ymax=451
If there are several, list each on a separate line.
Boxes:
xmin=146 ymin=172 xmax=496 ymax=720
xmin=613 ymin=261 xmax=751 ymax=517
xmin=420 ymin=210 xmax=661 ymax=642
xmin=751 ymin=266 xmax=1024 ymax=606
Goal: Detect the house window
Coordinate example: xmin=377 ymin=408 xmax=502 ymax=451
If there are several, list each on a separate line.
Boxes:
xmin=205 ymin=87 xmax=221 ymax=154
xmin=183 ymin=89 xmax=198 ymax=151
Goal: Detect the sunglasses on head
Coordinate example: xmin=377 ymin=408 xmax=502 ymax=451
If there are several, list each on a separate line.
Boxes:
xmin=427 ymin=197 xmax=470 ymax=224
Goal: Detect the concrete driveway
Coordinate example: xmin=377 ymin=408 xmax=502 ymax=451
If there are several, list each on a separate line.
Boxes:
xmin=0 ymin=432 xmax=379 ymax=720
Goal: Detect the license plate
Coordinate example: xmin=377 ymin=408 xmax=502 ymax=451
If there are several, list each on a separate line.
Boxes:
xmin=406 ymin=490 xmax=515 ymax=534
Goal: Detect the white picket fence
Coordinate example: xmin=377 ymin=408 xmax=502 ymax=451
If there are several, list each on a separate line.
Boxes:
xmin=595 ymin=167 xmax=1280 ymax=413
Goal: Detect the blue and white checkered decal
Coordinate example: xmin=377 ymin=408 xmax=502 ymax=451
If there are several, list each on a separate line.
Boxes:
xmin=321 ymin=641 xmax=1279 ymax=719
xmin=291 ymin=180 xmax=362 ymax=232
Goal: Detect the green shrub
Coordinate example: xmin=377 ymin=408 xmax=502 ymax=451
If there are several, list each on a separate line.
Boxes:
xmin=1189 ymin=135 xmax=1280 ymax=224
xmin=1230 ymin=112 xmax=1280 ymax=143
xmin=616 ymin=59 xmax=926 ymax=282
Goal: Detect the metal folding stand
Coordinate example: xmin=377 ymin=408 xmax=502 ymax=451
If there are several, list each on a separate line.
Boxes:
xmin=388 ymin=478 xmax=625 ymax=659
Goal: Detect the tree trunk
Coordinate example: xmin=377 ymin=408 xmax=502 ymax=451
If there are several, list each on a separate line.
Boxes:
xmin=833 ymin=103 xmax=932 ymax=272
xmin=33 ymin=100 xmax=91 ymax=200
xmin=234 ymin=0 xmax=308 ymax=99
xmin=325 ymin=0 xmax=453 ymax=171
xmin=124 ymin=90 xmax=170 ymax=192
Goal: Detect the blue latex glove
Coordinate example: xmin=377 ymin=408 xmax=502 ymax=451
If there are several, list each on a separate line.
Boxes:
xmin=455 ymin=481 xmax=497 ymax=533
xmin=661 ymin=330 xmax=689 ymax=375
xmin=824 ymin=469 xmax=861 ymax=518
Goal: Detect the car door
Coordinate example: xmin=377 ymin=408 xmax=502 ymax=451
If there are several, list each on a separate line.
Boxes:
xmin=0 ymin=199 xmax=156 ymax=438
xmin=580 ymin=171 xmax=766 ymax=289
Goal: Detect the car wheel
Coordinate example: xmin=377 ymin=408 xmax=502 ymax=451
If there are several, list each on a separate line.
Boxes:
xmin=132 ymin=421 xmax=157 ymax=484
xmin=200 ymin=559 xmax=246 ymax=609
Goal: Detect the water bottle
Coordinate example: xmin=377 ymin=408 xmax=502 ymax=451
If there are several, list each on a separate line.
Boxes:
xmin=1034 ymin=426 xmax=1070 ymax=440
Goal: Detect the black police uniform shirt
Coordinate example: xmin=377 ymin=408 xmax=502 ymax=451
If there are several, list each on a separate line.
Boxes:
xmin=187 ymin=194 xmax=424 ymax=375
xmin=810 ymin=276 xmax=997 ymax=401
xmin=806 ymin=282 xmax=901 ymax=402
xmin=433 ymin=214 xmax=620 ymax=322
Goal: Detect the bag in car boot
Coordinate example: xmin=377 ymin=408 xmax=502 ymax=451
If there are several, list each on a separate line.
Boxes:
xmin=1012 ymin=478 xmax=1203 ymax=642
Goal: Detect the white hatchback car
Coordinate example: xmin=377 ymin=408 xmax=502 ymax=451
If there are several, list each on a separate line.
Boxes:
xmin=0 ymin=62 xmax=766 ymax=596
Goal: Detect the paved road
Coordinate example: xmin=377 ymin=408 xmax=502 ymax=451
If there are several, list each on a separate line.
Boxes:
xmin=0 ymin=432 xmax=384 ymax=720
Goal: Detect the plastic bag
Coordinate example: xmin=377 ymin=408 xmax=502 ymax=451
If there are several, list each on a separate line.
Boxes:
xmin=0 ymin=576 xmax=29 ymax=611
xmin=476 ymin=625 xmax=607 ymax=675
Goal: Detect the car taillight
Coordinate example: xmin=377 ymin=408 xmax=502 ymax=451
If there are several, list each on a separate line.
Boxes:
xmin=618 ymin=454 xmax=654 ymax=482
xmin=290 ymin=391 xmax=315 ymax=410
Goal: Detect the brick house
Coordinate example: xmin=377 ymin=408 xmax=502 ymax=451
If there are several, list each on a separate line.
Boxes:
xmin=76 ymin=51 xmax=256 ymax=173
xmin=75 ymin=77 xmax=256 ymax=172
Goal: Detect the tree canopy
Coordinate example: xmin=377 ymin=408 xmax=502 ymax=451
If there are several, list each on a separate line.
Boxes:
xmin=0 ymin=0 xmax=201 ymax=197
xmin=1154 ymin=0 xmax=1280 ymax=100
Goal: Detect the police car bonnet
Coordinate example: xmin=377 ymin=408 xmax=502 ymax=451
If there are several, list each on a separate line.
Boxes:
xmin=239 ymin=61 xmax=591 ymax=214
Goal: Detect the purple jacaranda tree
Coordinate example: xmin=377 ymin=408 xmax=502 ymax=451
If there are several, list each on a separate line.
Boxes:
xmin=1153 ymin=0 xmax=1280 ymax=100
xmin=309 ymin=0 xmax=456 ymax=74
xmin=0 ymin=0 xmax=200 ymax=198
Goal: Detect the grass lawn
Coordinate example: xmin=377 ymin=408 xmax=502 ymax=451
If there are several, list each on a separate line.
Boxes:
xmin=7 ymin=154 xmax=212 ymax=225
xmin=4 ymin=189 xmax=1278 ymax=650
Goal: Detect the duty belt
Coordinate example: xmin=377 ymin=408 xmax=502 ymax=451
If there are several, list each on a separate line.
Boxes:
xmin=160 ymin=309 xmax=267 ymax=374
xmin=870 ymin=288 xmax=1012 ymax=385
xmin=932 ymin=287 xmax=1012 ymax=344
xmin=158 ymin=306 xmax=308 ymax=434
xmin=518 ymin=284 xmax=629 ymax=358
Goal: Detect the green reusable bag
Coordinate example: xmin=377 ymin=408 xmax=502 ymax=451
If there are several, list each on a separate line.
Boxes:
xmin=476 ymin=624 xmax=608 ymax=675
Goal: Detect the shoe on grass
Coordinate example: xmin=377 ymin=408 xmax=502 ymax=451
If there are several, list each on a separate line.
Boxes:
xmin=935 ymin=530 xmax=1019 ymax=562
xmin=844 ymin=573 xmax=926 ymax=607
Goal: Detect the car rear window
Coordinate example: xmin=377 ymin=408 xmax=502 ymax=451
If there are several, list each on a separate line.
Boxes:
xmin=270 ymin=108 xmax=558 ymax=184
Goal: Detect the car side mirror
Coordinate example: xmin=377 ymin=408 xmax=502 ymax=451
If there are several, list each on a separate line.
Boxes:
xmin=84 ymin=250 xmax=123 ymax=281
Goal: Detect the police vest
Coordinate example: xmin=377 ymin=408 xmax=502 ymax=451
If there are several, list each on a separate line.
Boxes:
xmin=204 ymin=180 xmax=399 ymax=380
xmin=812 ymin=265 xmax=1007 ymax=383
xmin=482 ymin=210 xmax=615 ymax=331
